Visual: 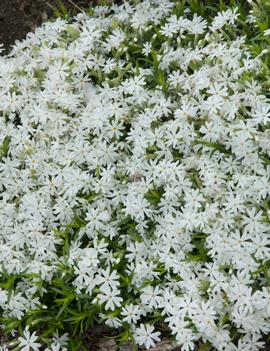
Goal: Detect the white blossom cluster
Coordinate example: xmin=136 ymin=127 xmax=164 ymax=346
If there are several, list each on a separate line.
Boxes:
xmin=0 ymin=1 xmax=270 ymax=350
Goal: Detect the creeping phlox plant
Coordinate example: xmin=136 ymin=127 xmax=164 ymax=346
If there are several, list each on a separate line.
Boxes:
xmin=0 ymin=0 xmax=270 ymax=350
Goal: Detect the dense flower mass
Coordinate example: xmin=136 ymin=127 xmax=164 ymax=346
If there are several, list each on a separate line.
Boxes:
xmin=0 ymin=1 xmax=270 ymax=350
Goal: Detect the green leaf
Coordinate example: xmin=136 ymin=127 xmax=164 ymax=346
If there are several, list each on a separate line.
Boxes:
xmin=144 ymin=186 xmax=164 ymax=205
xmin=65 ymin=25 xmax=80 ymax=41
xmin=150 ymin=50 xmax=169 ymax=95
xmin=0 ymin=136 xmax=10 ymax=160
xmin=192 ymin=139 xmax=231 ymax=155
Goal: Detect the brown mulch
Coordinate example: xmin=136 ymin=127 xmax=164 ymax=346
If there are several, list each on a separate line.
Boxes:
xmin=0 ymin=0 xmax=112 ymax=51
xmin=85 ymin=326 xmax=178 ymax=351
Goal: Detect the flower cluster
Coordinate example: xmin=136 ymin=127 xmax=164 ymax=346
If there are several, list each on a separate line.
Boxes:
xmin=0 ymin=1 xmax=270 ymax=350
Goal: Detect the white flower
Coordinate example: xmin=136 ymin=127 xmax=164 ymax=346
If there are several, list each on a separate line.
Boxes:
xmin=45 ymin=343 xmax=67 ymax=351
xmin=85 ymin=208 xmax=110 ymax=232
xmin=52 ymin=331 xmax=68 ymax=347
xmin=18 ymin=327 xmax=41 ymax=351
xmin=210 ymin=7 xmax=239 ymax=31
xmin=121 ymin=303 xmax=142 ymax=324
xmin=142 ymin=42 xmax=152 ymax=56
xmin=97 ymin=285 xmax=123 ymax=311
xmin=103 ymin=28 xmax=126 ymax=51
xmin=95 ymin=268 xmax=120 ymax=290
xmin=140 ymin=285 xmax=163 ymax=309
xmin=133 ymin=324 xmax=161 ymax=349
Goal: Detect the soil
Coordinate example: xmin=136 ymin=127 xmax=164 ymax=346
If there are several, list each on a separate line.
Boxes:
xmin=0 ymin=0 xmax=111 ymax=51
